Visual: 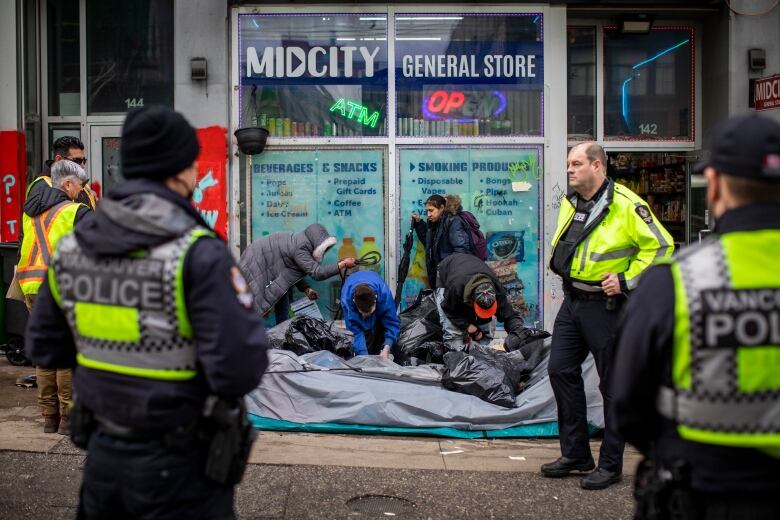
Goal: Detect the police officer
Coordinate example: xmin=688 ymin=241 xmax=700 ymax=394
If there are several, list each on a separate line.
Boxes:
xmin=26 ymin=105 xmax=269 ymax=519
xmin=614 ymin=115 xmax=780 ymax=517
xmin=542 ymin=142 xmax=673 ymax=490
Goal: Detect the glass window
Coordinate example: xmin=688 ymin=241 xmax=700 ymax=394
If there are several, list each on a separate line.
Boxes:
xmin=100 ymin=136 xmax=122 ymax=195
xmin=397 ymin=146 xmax=543 ymax=326
xmin=48 ymin=124 xmax=81 ymax=151
xmin=567 ymin=27 xmax=596 ymax=140
xmin=250 ymin=148 xmax=386 ymax=320
xmin=238 ymin=15 xmax=388 ymax=138
xmin=47 ymin=0 xmax=80 ymax=116
xmin=86 ymin=0 xmax=174 ymax=114
xmin=395 ymin=14 xmax=544 ymax=137
xmin=604 ymin=27 xmax=694 ymax=141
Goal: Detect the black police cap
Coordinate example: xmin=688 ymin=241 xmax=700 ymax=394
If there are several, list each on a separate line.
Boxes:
xmin=695 ymin=114 xmax=780 ymax=183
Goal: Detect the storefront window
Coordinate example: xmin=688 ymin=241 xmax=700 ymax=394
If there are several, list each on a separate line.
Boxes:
xmin=395 ymin=14 xmax=544 ymax=137
xmin=604 ymin=27 xmax=694 ymax=141
xmin=238 ymin=15 xmax=388 ymax=138
xmin=86 ymin=0 xmax=174 ymax=114
xmin=47 ymin=0 xmax=80 ymax=116
xmin=398 ymin=146 xmax=542 ymax=326
xmin=250 ymin=148 xmax=386 ymax=321
xmin=567 ymin=27 xmax=596 ymax=140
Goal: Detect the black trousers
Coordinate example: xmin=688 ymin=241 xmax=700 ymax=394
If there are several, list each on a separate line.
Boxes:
xmin=549 ymin=297 xmax=625 ymax=472
xmin=364 ymin=322 xmax=406 ymax=363
xmin=78 ymin=431 xmax=234 ymax=520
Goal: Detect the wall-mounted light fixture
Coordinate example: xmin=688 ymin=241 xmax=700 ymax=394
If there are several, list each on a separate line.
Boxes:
xmin=191 ymin=57 xmax=208 ymax=81
xmin=619 ymin=15 xmax=653 ymax=34
xmin=749 ymin=48 xmax=766 ymax=72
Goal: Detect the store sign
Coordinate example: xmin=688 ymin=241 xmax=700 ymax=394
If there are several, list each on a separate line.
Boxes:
xmin=754 ymin=74 xmax=780 ymax=111
xmin=396 ymin=41 xmax=544 ymax=88
xmin=241 ymin=40 xmax=387 ymax=86
xmin=246 ymin=45 xmax=382 ymax=78
xmin=398 ymin=147 xmax=542 ymax=324
xmin=400 ymin=53 xmax=537 ymax=79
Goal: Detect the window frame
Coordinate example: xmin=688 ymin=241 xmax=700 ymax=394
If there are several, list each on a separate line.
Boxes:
xmin=567 ymin=19 xmax=701 ymax=151
xmin=40 ymin=0 xmax=175 ymax=159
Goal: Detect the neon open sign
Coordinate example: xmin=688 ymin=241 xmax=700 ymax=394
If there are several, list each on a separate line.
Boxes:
xmin=422 ymin=89 xmax=507 ymax=123
xmin=329 ymin=98 xmax=381 ymax=128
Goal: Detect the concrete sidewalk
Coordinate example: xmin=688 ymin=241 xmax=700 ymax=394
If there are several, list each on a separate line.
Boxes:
xmin=0 ymin=361 xmax=639 ymax=518
xmin=0 ymin=403 xmax=641 ymax=476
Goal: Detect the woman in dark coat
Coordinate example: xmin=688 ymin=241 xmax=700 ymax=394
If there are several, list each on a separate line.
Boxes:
xmin=411 ymin=194 xmax=471 ymax=289
xmin=239 ymin=223 xmax=356 ymax=318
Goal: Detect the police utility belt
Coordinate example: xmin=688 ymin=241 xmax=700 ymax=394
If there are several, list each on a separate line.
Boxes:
xmin=564 ymin=281 xmax=608 ymax=301
xmin=70 ymin=396 xmax=256 ymax=486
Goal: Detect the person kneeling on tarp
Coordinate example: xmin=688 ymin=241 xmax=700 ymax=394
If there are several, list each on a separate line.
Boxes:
xmin=435 ymin=253 xmax=526 ymax=351
xmin=340 ymin=271 xmax=400 ymax=360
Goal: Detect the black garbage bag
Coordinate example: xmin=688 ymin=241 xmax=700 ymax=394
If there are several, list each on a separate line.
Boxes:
xmin=398 ymin=290 xmax=443 ymax=359
xmin=268 ymin=316 xmax=354 ymax=358
xmin=404 ymin=341 xmax=447 ymax=364
xmin=441 ymin=344 xmax=543 ymax=408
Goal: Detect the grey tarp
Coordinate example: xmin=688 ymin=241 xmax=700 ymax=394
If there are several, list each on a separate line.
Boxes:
xmin=245 ymin=340 xmax=605 ymax=432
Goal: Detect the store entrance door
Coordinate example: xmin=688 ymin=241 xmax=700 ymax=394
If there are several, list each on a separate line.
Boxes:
xmin=89 ymin=125 xmax=122 ymax=199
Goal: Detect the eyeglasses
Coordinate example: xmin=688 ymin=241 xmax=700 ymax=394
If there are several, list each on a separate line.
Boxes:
xmin=65 ymin=156 xmax=87 ymax=166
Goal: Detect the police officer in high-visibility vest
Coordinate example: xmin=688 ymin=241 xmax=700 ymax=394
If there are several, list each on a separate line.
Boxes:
xmin=27 ymin=105 xmax=269 ymax=519
xmin=542 ymin=142 xmax=674 ymax=490
xmin=25 ymin=135 xmax=97 ymax=211
xmin=614 ymin=115 xmax=780 ymax=517
xmin=17 ymin=159 xmax=92 ymax=435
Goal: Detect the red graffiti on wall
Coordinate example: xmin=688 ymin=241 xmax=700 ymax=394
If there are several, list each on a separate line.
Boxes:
xmin=194 ymin=127 xmax=228 ymax=239
xmin=0 ymin=131 xmax=27 ymax=242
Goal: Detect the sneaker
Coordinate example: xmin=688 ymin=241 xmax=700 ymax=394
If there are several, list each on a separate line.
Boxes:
xmin=57 ymin=416 xmax=70 ymax=436
xmin=540 ymin=456 xmax=596 ymax=478
xmin=15 ymin=374 xmax=37 ymax=388
xmin=43 ymin=415 xmax=59 ymax=434
xmin=581 ymin=468 xmax=623 ymax=490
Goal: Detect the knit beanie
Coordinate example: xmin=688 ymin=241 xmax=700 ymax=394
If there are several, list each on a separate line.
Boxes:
xmin=121 ymin=105 xmax=200 ymax=180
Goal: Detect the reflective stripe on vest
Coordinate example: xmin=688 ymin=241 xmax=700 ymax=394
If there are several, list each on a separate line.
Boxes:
xmin=50 ymin=227 xmax=214 ymax=381
xmin=657 ymin=232 xmax=780 ymax=454
xmin=17 ymin=201 xmax=81 ymax=295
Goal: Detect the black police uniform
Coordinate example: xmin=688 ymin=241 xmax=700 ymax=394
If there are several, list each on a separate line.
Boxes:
xmin=613 ymin=116 xmax=780 ymax=518
xmin=614 ymin=206 xmax=780 ymax=517
xmin=547 ymin=181 xmax=625 ymax=479
xmin=27 ymin=177 xmax=269 ymax=519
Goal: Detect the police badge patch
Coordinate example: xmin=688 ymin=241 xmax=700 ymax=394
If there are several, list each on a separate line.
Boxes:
xmin=230 ymin=266 xmax=254 ymax=309
xmin=635 ymin=205 xmax=653 ymax=224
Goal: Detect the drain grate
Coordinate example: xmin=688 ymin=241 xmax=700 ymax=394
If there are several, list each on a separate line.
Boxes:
xmin=346 ymin=495 xmax=416 ymax=517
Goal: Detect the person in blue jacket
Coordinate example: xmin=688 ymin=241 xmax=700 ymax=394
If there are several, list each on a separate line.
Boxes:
xmin=340 ymin=270 xmax=400 ymax=360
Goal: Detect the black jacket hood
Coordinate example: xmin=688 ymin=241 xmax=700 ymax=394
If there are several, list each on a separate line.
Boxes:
xmin=24 ymin=184 xmax=71 ymax=218
xmin=74 ymin=178 xmax=214 ymax=257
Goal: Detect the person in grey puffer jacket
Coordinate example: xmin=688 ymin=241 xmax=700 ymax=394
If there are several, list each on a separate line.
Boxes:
xmin=239 ymin=224 xmax=356 ymax=317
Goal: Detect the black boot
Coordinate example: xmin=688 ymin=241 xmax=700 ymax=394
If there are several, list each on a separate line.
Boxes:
xmin=540 ymin=456 xmax=595 ymax=478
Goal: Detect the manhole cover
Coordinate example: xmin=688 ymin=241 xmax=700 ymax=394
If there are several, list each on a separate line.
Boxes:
xmin=347 ymin=495 xmax=416 ymax=517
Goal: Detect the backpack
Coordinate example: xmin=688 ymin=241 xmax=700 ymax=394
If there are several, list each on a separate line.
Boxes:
xmin=458 ymin=211 xmax=488 ymax=261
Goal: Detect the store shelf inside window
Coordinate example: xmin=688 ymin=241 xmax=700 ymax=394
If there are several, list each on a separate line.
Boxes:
xmin=608 ymin=152 xmax=689 ymax=246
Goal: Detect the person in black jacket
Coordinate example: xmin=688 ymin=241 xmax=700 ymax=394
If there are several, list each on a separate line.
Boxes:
xmin=435 ymin=253 xmax=527 ymax=351
xmin=26 ymin=106 xmax=269 ymax=519
xmin=412 ymin=194 xmax=471 ymax=288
